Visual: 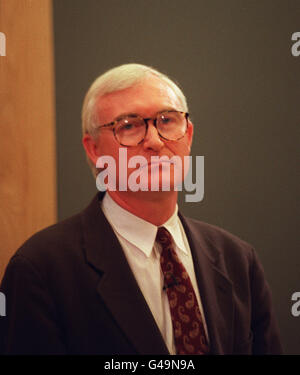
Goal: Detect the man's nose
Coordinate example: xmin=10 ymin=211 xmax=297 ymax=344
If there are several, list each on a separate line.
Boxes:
xmin=142 ymin=122 xmax=164 ymax=152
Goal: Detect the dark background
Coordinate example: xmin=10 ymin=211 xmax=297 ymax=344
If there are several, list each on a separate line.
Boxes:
xmin=53 ymin=0 xmax=300 ymax=354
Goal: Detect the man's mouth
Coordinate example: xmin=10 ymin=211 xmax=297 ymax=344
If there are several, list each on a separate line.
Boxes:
xmin=140 ymin=158 xmax=173 ymax=170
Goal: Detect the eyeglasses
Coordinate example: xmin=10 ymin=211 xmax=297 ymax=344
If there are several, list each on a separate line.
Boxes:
xmin=96 ymin=110 xmax=189 ymax=147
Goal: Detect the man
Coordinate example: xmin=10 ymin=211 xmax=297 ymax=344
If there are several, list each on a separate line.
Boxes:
xmin=0 ymin=64 xmax=282 ymax=355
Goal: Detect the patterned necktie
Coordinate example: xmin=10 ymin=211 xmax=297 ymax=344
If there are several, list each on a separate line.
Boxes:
xmin=156 ymin=227 xmax=209 ymax=355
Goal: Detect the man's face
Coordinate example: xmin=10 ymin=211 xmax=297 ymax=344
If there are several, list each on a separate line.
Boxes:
xmin=89 ymin=75 xmax=193 ymax=192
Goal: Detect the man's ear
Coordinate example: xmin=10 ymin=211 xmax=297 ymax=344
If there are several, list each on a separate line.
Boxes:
xmin=82 ymin=134 xmax=100 ymax=165
xmin=187 ymin=120 xmax=194 ymax=151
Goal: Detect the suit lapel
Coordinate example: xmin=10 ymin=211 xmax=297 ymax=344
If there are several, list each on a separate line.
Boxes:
xmin=179 ymin=214 xmax=234 ymax=354
xmin=81 ymin=193 xmax=169 ymax=355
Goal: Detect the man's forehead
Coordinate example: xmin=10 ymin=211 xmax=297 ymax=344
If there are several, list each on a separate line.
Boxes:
xmin=96 ymin=78 xmax=181 ymax=122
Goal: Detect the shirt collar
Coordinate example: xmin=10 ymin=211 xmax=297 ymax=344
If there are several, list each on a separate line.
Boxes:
xmin=101 ymin=193 xmax=188 ymax=258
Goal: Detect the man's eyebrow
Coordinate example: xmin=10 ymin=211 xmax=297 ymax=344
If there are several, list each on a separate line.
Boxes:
xmin=114 ymin=112 xmax=140 ymax=121
xmin=156 ymin=107 xmax=178 ymax=114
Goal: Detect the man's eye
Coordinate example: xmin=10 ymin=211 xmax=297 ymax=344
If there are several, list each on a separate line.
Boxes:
xmin=117 ymin=121 xmax=136 ymax=131
xmin=122 ymin=123 xmax=133 ymax=130
xmin=119 ymin=121 xmax=144 ymax=131
xmin=161 ymin=117 xmax=171 ymax=124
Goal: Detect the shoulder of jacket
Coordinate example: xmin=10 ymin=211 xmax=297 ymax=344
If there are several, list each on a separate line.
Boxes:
xmin=182 ymin=215 xmax=255 ymax=259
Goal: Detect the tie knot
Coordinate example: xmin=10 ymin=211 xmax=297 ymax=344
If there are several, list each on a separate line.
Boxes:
xmin=156 ymin=227 xmax=173 ymax=249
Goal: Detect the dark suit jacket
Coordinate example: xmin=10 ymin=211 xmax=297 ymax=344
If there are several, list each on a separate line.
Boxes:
xmin=0 ymin=193 xmax=282 ymax=355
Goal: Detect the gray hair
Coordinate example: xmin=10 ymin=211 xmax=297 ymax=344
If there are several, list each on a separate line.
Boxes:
xmin=81 ymin=63 xmax=188 ymax=176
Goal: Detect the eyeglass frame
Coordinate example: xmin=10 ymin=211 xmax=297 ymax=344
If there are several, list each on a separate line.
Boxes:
xmin=94 ymin=110 xmax=190 ymax=147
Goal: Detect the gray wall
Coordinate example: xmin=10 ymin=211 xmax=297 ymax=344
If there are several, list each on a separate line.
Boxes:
xmin=53 ymin=0 xmax=300 ymax=354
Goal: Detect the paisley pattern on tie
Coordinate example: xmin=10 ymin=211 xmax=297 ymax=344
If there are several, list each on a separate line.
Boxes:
xmin=156 ymin=227 xmax=209 ymax=355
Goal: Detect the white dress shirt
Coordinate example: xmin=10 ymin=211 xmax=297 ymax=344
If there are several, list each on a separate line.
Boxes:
xmin=101 ymin=193 xmax=209 ymax=354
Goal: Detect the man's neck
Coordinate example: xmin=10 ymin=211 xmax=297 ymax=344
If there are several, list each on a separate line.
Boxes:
xmin=107 ymin=190 xmax=178 ymax=226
